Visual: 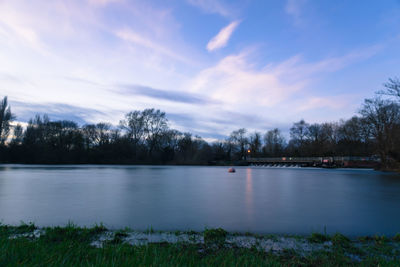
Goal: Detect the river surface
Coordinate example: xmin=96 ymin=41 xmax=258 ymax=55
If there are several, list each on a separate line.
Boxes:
xmin=0 ymin=165 xmax=399 ymax=236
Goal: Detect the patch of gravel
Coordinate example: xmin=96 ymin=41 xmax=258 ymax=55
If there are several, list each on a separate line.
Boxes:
xmin=90 ymin=231 xmax=332 ymax=256
xmin=8 ymin=228 xmax=400 ymax=261
xmin=9 ymin=229 xmax=44 ymax=240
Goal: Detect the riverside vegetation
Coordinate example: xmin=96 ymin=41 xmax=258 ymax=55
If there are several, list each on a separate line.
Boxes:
xmin=1 ymin=222 xmax=400 ymax=266
xmin=1 ymin=78 xmax=400 ymax=170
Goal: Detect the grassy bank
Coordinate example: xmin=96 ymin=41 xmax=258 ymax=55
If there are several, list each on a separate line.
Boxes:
xmin=1 ymin=223 xmax=400 ymax=266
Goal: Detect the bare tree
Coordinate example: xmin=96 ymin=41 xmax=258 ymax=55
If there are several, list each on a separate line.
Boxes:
xmin=290 ymin=120 xmax=309 ymax=145
xmin=377 ymin=77 xmax=400 ymax=100
xmin=289 ymin=120 xmax=309 ymax=154
xmin=0 ymin=96 xmax=15 ymax=145
xmin=10 ymin=124 xmax=23 ymax=145
xmin=360 ymin=97 xmax=400 ymax=167
xmin=82 ymin=123 xmax=111 ymax=147
xmin=229 ymin=128 xmax=248 ymax=159
xmin=263 ymin=128 xmax=285 ymax=156
xmin=248 ymin=132 xmax=262 ymax=157
xmin=142 ymin=109 xmax=168 ymax=156
xmin=119 ymin=110 xmax=145 ymax=145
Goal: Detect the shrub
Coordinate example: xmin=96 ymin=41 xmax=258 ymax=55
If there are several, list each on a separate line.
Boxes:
xmin=373 ymin=234 xmax=388 ymax=245
xmin=308 ymin=232 xmax=330 ymax=243
xmin=204 ymin=228 xmax=227 ymax=248
xmin=393 ymin=233 xmax=400 ymax=242
xmin=331 ymin=233 xmax=351 ymax=248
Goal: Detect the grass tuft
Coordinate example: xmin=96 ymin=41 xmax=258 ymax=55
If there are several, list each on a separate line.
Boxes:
xmin=393 ymin=233 xmax=400 ymax=242
xmin=307 ymin=232 xmax=330 ymax=243
xmin=373 ymin=234 xmax=388 ymax=245
xmin=331 ymin=233 xmax=351 ymax=248
xmin=204 ymin=228 xmax=227 ymax=248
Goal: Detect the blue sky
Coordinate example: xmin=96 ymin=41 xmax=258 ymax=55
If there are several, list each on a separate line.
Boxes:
xmin=0 ymin=0 xmax=399 ymax=140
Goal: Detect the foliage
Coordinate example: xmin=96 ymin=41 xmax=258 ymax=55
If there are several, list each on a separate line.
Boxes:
xmin=331 ymin=233 xmax=351 ymax=248
xmin=1 ymin=224 xmax=400 ymax=266
xmin=393 ymin=233 xmax=400 ymax=242
xmin=40 ymin=222 xmax=107 ymax=244
xmin=307 ymin=232 xmax=330 ymax=243
xmin=203 ymin=228 xmax=227 ymax=248
xmin=0 ymin=96 xmax=15 ymax=145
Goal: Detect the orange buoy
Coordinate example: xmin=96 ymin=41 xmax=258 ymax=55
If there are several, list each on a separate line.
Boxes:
xmin=228 ymin=167 xmax=236 ymax=173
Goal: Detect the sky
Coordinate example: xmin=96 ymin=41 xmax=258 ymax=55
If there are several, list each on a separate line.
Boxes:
xmin=0 ymin=0 xmax=399 ymax=140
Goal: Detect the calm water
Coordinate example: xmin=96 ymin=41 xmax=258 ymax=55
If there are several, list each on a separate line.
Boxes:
xmin=0 ymin=165 xmax=399 ymax=235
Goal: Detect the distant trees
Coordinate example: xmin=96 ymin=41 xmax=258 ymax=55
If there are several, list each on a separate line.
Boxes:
xmin=142 ymin=109 xmax=168 ymax=157
xmin=1 ymin=77 xmax=400 ymax=169
xmin=21 ymin=115 xmax=84 ymax=163
xmin=248 ymin=132 xmax=262 ymax=157
xmin=120 ymin=111 xmax=145 ymax=146
xmin=229 ymin=128 xmax=248 ymax=160
xmin=263 ymin=128 xmax=285 ymax=157
xmin=336 ymin=116 xmax=370 ymax=156
xmin=0 ymin=97 xmax=15 ymax=145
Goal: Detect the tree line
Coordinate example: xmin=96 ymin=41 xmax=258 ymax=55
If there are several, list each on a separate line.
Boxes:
xmin=0 ymin=78 xmax=399 ymax=168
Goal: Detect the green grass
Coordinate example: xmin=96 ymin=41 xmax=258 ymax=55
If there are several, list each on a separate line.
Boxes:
xmin=331 ymin=232 xmax=351 ymax=248
xmin=203 ymin=227 xmax=227 ymax=248
xmin=307 ymin=232 xmax=330 ymax=243
xmin=393 ymin=233 xmax=400 ymax=242
xmin=0 ymin=224 xmax=399 ymax=266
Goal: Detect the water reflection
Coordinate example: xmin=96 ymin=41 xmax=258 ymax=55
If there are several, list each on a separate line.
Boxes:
xmin=0 ymin=165 xmax=399 ymax=235
xmin=245 ymin=168 xmax=254 ymax=221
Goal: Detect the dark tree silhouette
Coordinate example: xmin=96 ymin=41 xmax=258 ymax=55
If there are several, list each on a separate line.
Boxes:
xmin=0 ymin=97 xmax=15 ymax=145
xmin=1 ymin=77 xmax=400 ymax=169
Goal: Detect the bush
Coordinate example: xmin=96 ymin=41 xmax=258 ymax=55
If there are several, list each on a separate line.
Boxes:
xmin=204 ymin=228 xmax=227 ymax=248
xmin=373 ymin=234 xmax=388 ymax=245
xmin=393 ymin=233 xmax=400 ymax=242
xmin=331 ymin=233 xmax=351 ymax=248
xmin=307 ymin=232 xmax=330 ymax=243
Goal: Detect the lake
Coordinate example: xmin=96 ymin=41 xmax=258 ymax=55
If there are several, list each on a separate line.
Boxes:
xmin=0 ymin=165 xmax=399 ymax=236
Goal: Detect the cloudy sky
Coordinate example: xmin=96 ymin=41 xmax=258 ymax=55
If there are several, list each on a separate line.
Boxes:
xmin=1 ymin=0 xmax=399 ymax=140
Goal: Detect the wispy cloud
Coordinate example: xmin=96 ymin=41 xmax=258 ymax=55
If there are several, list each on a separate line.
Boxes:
xmin=0 ymin=5 xmax=45 ymax=53
xmin=87 ymin=0 xmax=121 ymax=6
xmin=186 ymin=0 xmax=234 ymax=18
xmin=0 ymin=0 xmax=394 ymax=139
xmin=186 ymin=44 xmax=380 ymax=133
xmin=115 ymin=28 xmax=192 ymax=64
xmin=119 ymin=84 xmax=214 ymax=105
xmin=296 ymin=96 xmax=349 ymax=112
xmin=285 ymin=0 xmax=308 ymax=26
xmin=9 ymin=101 xmax=107 ymax=125
xmin=64 ymin=76 xmax=102 ymax=86
xmin=0 ymin=72 xmax=28 ymax=84
xmin=189 ymin=51 xmax=300 ymax=108
xmin=207 ymin=20 xmax=240 ymax=52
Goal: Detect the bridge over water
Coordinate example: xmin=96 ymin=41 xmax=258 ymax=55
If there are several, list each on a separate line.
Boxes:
xmin=246 ymin=156 xmax=379 ymax=168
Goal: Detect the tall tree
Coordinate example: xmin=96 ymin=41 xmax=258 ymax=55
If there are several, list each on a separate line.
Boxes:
xmin=290 ymin=120 xmax=309 ymax=145
xmin=142 ymin=109 xmax=168 ymax=157
xmin=0 ymin=97 xmax=15 ymax=145
xmin=263 ymin=128 xmax=285 ymax=156
xmin=288 ymin=120 xmax=309 ymax=155
xmin=360 ymin=98 xmax=400 ymax=168
xmin=248 ymin=132 xmax=262 ymax=157
xmin=229 ymin=128 xmax=248 ymax=160
xmin=10 ymin=124 xmax=24 ymax=145
xmin=119 ymin=110 xmax=145 ymax=146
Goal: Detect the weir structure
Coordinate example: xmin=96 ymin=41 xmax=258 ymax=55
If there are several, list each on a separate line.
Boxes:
xmin=246 ymin=156 xmax=380 ymax=168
